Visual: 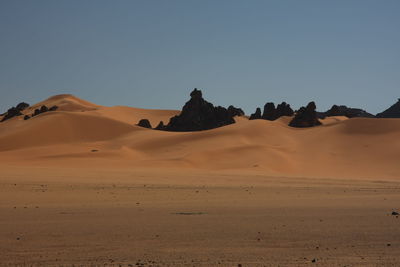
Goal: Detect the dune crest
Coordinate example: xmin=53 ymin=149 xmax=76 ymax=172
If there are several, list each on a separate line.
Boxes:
xmin=0 ymin=94 xmax=399 ymax=180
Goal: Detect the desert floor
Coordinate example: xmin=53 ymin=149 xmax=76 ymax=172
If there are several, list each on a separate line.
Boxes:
xmin=1 ymin=166 xmax=399 ymax=267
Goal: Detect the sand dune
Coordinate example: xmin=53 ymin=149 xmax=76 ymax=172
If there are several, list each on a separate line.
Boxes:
xmin=0 ymin=94 xmax=399 ymax=180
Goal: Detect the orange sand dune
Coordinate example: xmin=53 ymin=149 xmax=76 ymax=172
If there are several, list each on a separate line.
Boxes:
xmin=0 ymin=94 xmax=399 ymax=180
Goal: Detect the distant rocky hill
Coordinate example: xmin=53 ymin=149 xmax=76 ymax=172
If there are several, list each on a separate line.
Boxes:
xmin=318 ymin=105 xmax=375 ymax=119
xmin=149 ymin=89 xmax=243 ymax=131
xmin=376 ymin=99 xmax=400 ymax=118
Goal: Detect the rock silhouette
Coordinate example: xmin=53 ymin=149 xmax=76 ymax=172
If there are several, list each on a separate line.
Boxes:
xmin=319 ymin=105 xmax=374 ymax=118
xmin=276 ymin=102 xmax=294 ymax=117
xmin=1 ymin=107 xmax=23 ymax=122
xmin=162 ymin=88 xmax=236 ymax=131
xmin=227 ymin=105 xmax=245 ymax=117
xmin=262 ymin=102 xmax=276 ymax=120
xmin=376 ymin=99 xmax=400 ymax=118
xmin=249 ymin=108 xmax=262 ymax=120
xmin=137 ymin=119 xmax=152 ymax=128
xmin=1 ymin=102 xmax=30 ymax=122
xmin=289 ymin=101 xmax=321 ymax=128
xmin=32 ymin=105 xmax=58 ymax=117
xmin=250 ymin=102 xmax=293 ymax=121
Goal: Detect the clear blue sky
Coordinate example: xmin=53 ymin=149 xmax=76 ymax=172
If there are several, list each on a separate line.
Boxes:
xmin=0 ymin=0 xmax=399 ymax=114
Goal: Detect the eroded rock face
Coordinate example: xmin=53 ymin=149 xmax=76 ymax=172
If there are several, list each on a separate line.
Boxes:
xmin=376 ymin=99 xmax=400 ymax=118
xmin=249 ymin=108 xmax=262 ymax=120
xmin=137 ymin=119 xmax=152 ymax=128
xmin=319 ymin=105 xmax=374 ymax=118
xmin=289 ymin=101 xmax=321 ymax=128
xmin=163 ymin=88 xmax=236 ymax=131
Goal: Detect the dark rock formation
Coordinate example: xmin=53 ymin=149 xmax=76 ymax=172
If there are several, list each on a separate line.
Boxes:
xmin=155 ymin=121 xmax=166 ymax=130
xmin=249 ymin=108 xmax=262 ymax=120
xmin=23 ymin=115 xmax=31 ymax=120
xmin=250 ymin=101 xmax=293 ymax=121
xmin=16 ymin=102 xmax=29 ymax=111
xmin=262 ymin=102 xmax=276 ymax=120
xmin=1 ymin=107 xmax=23 ymax=122
xmin=163 ymin=88 xmax=236 ymax=131
xmin=289 ymin=101 xmax=321 ymax=128
xmin=227 ymin=105 xmax=244 ymax=117
xmin=376 ymin=99 xmax=400 ymax=118
xmin=137 ymin=119 xmax=152 ymax=129
xmin=49 ymin=105 xmax=58 ymax=111
xmin=1 ymin=102 xmax=30 ymax=122
xmin=319 ymin=105 xmax=374 ymax=119
xmin=276 ymin=102 xmax=294 ymax=117
xmin=32 ymin=105 xmax=58 ymax=117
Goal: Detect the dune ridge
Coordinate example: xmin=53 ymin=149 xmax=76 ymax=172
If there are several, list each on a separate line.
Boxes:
xmin=0 ymin=94 xmax=399 ymax=180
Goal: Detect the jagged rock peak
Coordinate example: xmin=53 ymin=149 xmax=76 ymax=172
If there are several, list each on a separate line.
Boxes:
xmin=163 ymin=88 xmax=236 ymax=131
xmin=249 ymin=107 xmax=262 ymax=120
xmin=289 ymin=101 xmax=321 ymax=128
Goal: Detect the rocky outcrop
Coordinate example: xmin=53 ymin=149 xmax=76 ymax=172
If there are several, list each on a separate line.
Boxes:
xmin=32 ymin=105 xmax=58 ymax=117
xmin=137 ymin=119 xmax=152 ymax=128
xmin=250 ymin=101 xmax=294 ymax=121
xmin=162 ymin=88 xmax=236 ymax=131
xmin=376 ymin=99 xmax=400 ymax=118
xmin=227 ymin=105 xmax=244 ymax=117
xmin=16 ymin=102 xmax=30 ymax=111
xmin=1 ymin=102 xmax=30 ymax=122
xmin=276 ymin=102 xmax=294 ymax=117
xmin=262 ymin=102 xmax=276 ymax=120
xmin=289 ymin=101 xmax=321 ymax=128
xmin=249 ymin=108 xmax=262 ymax=120
xmin=1 ymin=107 xmax=23 ymax=122
xmin=319 ymin=105 xmax=374 ymax=118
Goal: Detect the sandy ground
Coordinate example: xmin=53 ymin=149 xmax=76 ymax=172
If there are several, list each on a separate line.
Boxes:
xmin=1 ymin=95 xmax=400 ymax=266
xmin=0 ymin=167 xmax=400 ymax=266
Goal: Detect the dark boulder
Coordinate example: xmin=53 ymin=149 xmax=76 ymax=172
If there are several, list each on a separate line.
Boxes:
xmin=289 ymin=101 xmax=321 ymax=128
xmin=31 ymin=105 xmax=57 ymax=117
xmin=49 ymin=105 xmax=58 ymax=111
xmin=262 ymin=102 xmax=276 ymax=120
xmin=23 ymin=115 xmax=31 ymax=120
xmin=16 ymin=102 xmax=29 ymax=111
xmin=163 ymin=88 xmax=235 ymax=131
xmin=40 ymin=105 xmax=49 ymax=113
xmin=32 ymin=108 xmax=41 ymax=117
xmin=249 ymin=108 xmax=262 ymax=120
xmin=320 ymin=105 xmax=374 ymax=118
xmin=227 ymin=105 xmax=245 ymax=117
xmin=137 ymin=119 xmax=152 ymax=129
xmin=1 ymin=107 xmax=23 ymax=122
xmin=376 ymin=99 xmax=400 ymax=118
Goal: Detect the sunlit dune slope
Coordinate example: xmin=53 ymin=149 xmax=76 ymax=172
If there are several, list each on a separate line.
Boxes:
xmin=0 ymin=94 xmax=399 ymax=179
